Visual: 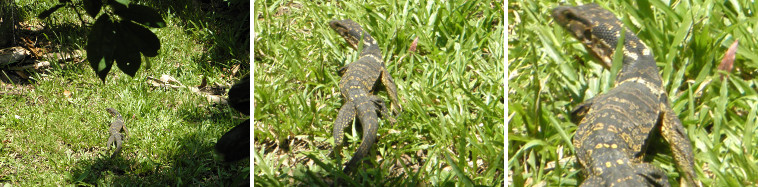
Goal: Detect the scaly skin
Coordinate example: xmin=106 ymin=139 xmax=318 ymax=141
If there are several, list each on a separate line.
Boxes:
xmin=106 ymin=108 xmax=128 ymax=159
xmin=553 ymin=4 xmax=697 ymax=187
xmin=329 ymin=19 xmax=401 ymax=174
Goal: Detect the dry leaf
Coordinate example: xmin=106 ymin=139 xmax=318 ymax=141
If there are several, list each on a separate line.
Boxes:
xmin=231 ymin=64 xmax=240 ymax=76
xmin=409 ymin=37 xmax=419 ymax=52
xmin=160 ymin=74 xmax=182 ymax=86
xmin=63 ymin=90 xmax=72 ymax=98
xmin=718 ymin=39 xmax=738 ymax=80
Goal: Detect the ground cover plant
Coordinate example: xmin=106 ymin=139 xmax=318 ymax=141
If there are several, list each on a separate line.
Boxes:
xmin=509 ymin=0 xmax=758 ymax=186
xmin=254 ymin=0 xmax=504 ymax=186
xmin=0 ymin=0 xmax=248 ymax=185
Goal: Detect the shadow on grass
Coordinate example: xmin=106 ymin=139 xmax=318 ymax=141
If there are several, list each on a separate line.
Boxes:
xmin=6 ymin=0 xmax=252 ymax=185
xmin=144 ymin=0 xmax=250 ymax=76
xmin=1 ymin=3 xmax=89 ymax=85
xmin=68 ymin=105 xmax=248 ymax=186
xmin=6 ymin=0 xmax=250 ymax=85
xmin=293 ymin=153 xmax=423 ymax=186
xmin=252 ymin=135 xmax=424 ymax=186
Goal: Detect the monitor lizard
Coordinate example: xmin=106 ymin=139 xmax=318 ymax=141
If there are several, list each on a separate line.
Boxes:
xmin=553 ymin=4 xmax=697 ymax=187
xmin=328 ymin=19 xmax=402 ymax=175
xmin=106 ymin=108 xmax=128 ymax=159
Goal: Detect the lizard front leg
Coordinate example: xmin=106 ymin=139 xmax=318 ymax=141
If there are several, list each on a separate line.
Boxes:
xmin=122 ymin=124 xmax=129 ymax=142
xmin=660 ymin=107 xmax=698 ymax=187
xmin=379 ymin=69 xmax=402 ymax=116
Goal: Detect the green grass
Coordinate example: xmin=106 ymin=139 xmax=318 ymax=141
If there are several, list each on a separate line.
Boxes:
xmin=509 ymin=0 xmax=758 ymax=186
xmin=254 ymin=0 xmax=503 ymax=186
xmin=0 ymin=1 xmax=248 ymax=185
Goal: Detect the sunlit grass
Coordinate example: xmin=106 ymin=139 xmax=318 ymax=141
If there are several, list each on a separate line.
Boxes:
xmin=509 ymin=0 xmax=758 ymax=186
xmin=0 ymin=1 xmax=248 ymax=185
xmin=254 ymin=0 xmax=504 ymax=185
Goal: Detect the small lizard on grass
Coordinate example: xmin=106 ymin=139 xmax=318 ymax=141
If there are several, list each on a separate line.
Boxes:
xmin=106 ymin=108 xmax=128 ymax=159
xmin=328 ymin=19 xmax=402 ymax=175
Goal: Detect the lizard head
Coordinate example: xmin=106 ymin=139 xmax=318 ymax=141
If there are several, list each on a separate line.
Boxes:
xmin=552 ymin=3 xmax=619 ymax=69
xmin=106 ymin=108 xmax=121 ymax=117
xmin=329 ymin=19 xmax=377 ymax=51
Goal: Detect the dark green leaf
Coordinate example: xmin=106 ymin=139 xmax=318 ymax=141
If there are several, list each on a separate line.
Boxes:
xmin=228 ymin=75 xmax=250 ymax=115
xmin=113 ymin=5 xmax=166 ymax=28
xmin=113 ymin=21 xmax=142 ymax=77
xmin=108 ymin=0 xmax=126 ymax=9
xmin=38 ymin=4 xmax=65 ymax=19
xmin=113 ymin=45 xmax=142 ymax=77
xmin=87 ymin=15 xmax=116 ymax=83
xmin=119 ymin=21 xmax=161 ymax=57
xmin=83 ymin=0 xmax=102 ymax=18
xmin=112 ymin=0 xmax=130 ymax=6
xmin=143 ymin=56 xmax=151 ymax=70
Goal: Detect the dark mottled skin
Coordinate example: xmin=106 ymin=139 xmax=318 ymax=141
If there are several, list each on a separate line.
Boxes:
xmin=329 ymin=19 xmax=401 ymax=174
xmin=106 ymin=108 xmax=128 ymax=159
xmin=553 ymin=4 xmax=697 ymax=187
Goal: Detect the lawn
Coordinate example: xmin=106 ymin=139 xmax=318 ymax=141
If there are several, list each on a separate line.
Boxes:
xmin=0 ymin=0 xmax=248 ymax=185
xmin=253 ymin=0 xmax=504 ymax=186
xmin=509 ymin=0 xmax=758 ymax=186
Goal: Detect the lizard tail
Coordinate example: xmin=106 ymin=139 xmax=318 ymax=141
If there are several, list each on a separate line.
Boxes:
xmin=342 ymin=88 xmax=380 ymax=174
xmin=111 ymin=138 xmax=122 ymax=159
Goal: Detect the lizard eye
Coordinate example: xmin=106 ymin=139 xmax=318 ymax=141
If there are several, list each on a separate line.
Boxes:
xmin=583 ymin=29 xmax=592 ymax=40
xmin=564 ymin=12 xmax=577 ymax=20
